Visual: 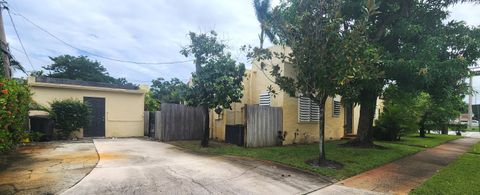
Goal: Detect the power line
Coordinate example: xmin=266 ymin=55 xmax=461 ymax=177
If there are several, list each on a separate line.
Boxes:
xmin=11 ymin=11 xmax=194 ymax=65
xmin=4 ymin=5 xmax=35 ymax=71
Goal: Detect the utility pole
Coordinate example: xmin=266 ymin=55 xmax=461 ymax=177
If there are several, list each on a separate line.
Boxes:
xmin=0 ymin=1 xmax=10 ymax=78
xmin=468 ymin=75 xmax=473 ymax=129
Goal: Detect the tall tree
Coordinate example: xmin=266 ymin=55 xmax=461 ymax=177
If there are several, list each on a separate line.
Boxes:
xmin=40 ymin=55 xmax=133 ymax=86
xmin=181 ymin=31 xmax=245 ymax=147
xmin=418 ymin=21 xmax=480 ymax=135
xmin=253 ymin=0 xmax=275 ymax=49
xmin=340 ymin=0 xmax=480 ymax=145
xmin=252 ymin=0 xmax=377 ymax=161
xmin=418 ymin=94 xmax=467 ymax=137
xmin=150 ymin=77 xmax=188 ymax=104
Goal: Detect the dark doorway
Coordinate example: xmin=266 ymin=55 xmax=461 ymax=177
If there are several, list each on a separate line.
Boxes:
xmin=83 ymin=97 xmax=106 ymax=137
xmin=344 ymin=103 xmax=353 ymax=135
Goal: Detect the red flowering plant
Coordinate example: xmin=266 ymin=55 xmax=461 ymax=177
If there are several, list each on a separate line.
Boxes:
xmin=0 ymin=77 xmax=31 ymax=152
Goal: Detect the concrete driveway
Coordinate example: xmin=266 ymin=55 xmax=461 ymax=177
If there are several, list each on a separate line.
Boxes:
xmin=63 ymin=138 xmax=331 ymax=195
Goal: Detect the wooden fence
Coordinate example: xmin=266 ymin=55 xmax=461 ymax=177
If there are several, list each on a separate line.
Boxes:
xmin=154 ymin=103 xmax=206 ymax=142
xmin=245 ymin=105 xmax=283 ymax=147
xmin=144 ymin=111 xmax=149 ymax=136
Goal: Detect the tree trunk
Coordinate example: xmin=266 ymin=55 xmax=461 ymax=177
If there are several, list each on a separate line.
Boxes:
xmin=259 ymin=28 xmax=265 ymax=49
xmin=419 ymin=127 xmax=426 ymax=138
xmin=351 ymin=90 xmax=377 ymax=146
xmin=441 ymin=123 xmax=448 ymax=135
xmin=201 ymin=105 xmax=210 ymax=147
xmin=318 ymin=96 xmax=328 ymax=162
xmin=419 ymin=114 xmax=427 ymax=138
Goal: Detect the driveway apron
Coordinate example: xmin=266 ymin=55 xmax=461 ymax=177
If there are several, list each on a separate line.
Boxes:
xmin=63 ymin=138 xmax=331 ymax=195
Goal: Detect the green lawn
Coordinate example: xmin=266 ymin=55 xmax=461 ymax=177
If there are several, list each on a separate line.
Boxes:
xmin=379 ymin=134 xmax=461 ymax=148
xmin=171 ymin=133 xmax=460 ymax=180
xmin=410 ymin=141 xmax=480 ymax=195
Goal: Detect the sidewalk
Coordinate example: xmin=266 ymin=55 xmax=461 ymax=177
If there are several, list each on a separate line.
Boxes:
xmin=311 ymin=137 xmax=479 ymax=195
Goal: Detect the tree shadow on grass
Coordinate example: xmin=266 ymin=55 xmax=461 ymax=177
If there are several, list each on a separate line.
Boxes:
xmin=305 ymin=159 xmax=344 ymax=170
xmin=338 ymin=141 xmax=388 ymax=150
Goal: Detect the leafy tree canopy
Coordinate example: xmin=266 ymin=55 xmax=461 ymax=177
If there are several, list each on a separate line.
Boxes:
xmin=34 ymin=55 xmax=134 ymax=86
xmin=150 ymin=77 xmax=188 ymax=104
xmin=337 ymin=0 xmax=480 ymax=142
xmin=181 ymin=31 xmax=245 ymax=147
xmin=379 ymin=2 xmax=480 ymax=136
xmin=144 ymin=91 xmax=160 ymax=112
xmin=247 ymin=0 xmax=379 ymax=159
xmin=181 ymin=31 xmax=246 ymax=110
xmin=253 ymin=0 xmax=276 ymax=48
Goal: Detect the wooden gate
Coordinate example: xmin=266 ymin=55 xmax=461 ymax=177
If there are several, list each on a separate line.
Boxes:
xmin=155 ymin=103 xmax=206 ymax=142
xmin=245 ymin=105 xmax=283 ymax=147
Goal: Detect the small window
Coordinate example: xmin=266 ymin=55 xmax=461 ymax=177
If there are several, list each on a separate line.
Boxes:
xmin=298 ymin=97 xmax=320 ymax=123
xmin=333 ymin=95 xmax=341 ymax=117
xmin=259 ymin=92 xmax=271 ymax=106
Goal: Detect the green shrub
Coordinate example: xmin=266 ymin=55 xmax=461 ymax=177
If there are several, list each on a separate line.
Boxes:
xmin=374 ymin=87 xmax=422 ymax=141
xmin=0 ymin=77 xmax=31 ymax=152
xmin=373 ymin=107 xmax=418 ymax=141
xmin=49 ymin=99 xmax=90 ymax=139
xmin=29 ymin=131 xmax=45 ymax=142
xmin=448 ymin=123 xmax=467 ymax=131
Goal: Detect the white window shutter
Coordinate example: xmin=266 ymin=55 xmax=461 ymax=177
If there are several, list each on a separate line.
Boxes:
xmin=333 ymin=95 xmax=341 ymax=117
xmin=298 ymin=97 xmax=320 ymax=122
xmin=259 ymin=92 xmax=271 ymax=106
xmin=298 ymin=97 xmax=311 ymax=122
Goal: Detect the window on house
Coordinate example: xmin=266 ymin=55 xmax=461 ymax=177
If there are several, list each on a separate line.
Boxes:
xmin=298 ymin=97 xmax=320 ymax=122
xmin=259 ymin=92 xmax=271 ymax=106
xmin=333 ymin=95 xmax=341 ymax=117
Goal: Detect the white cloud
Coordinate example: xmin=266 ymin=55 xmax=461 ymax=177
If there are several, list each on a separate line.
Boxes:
xmin=5 ymin=1 xmax=480 ymax=86
xmin=449 ymin=3 xmax=480 ymax=26
xmin=7 ymin=0 xmax=262 ymax=84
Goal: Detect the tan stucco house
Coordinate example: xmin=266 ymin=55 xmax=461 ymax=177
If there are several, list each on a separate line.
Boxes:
xmin=28 ymin=77 xmax=145 ymax=138
xmin=211 ymin=46 xmax=383 ymax=145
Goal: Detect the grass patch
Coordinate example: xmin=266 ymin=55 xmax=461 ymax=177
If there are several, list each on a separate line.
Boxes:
xmin=470 ymin=141 xmax=480 ymax=155
xmin=171 ymin=133 xmax=459 ymax=180
xmin=381 ymin=134 xmax=461 ymax=148
xmin=171 ymin=140 xmax=422 ymax=180
xmin=410 ymin=141 xmax=480 ymax=195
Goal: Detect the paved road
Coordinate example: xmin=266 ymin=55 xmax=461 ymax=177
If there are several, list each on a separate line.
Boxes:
xmin=63 ymin=138 xmax=331 ymax=195
xmin=452 ymin=131 xmax=480 ymax=138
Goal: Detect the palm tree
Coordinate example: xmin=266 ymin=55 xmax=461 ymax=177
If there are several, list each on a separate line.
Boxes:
xmin=1 ymin=56 xmax=25 ymax=77
xmin=253 ymin=0 xmax=275 ymax=49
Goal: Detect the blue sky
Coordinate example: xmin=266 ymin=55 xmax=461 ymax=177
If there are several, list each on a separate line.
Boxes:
xmin=5 ymin=1 xmax=480 ymax=86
